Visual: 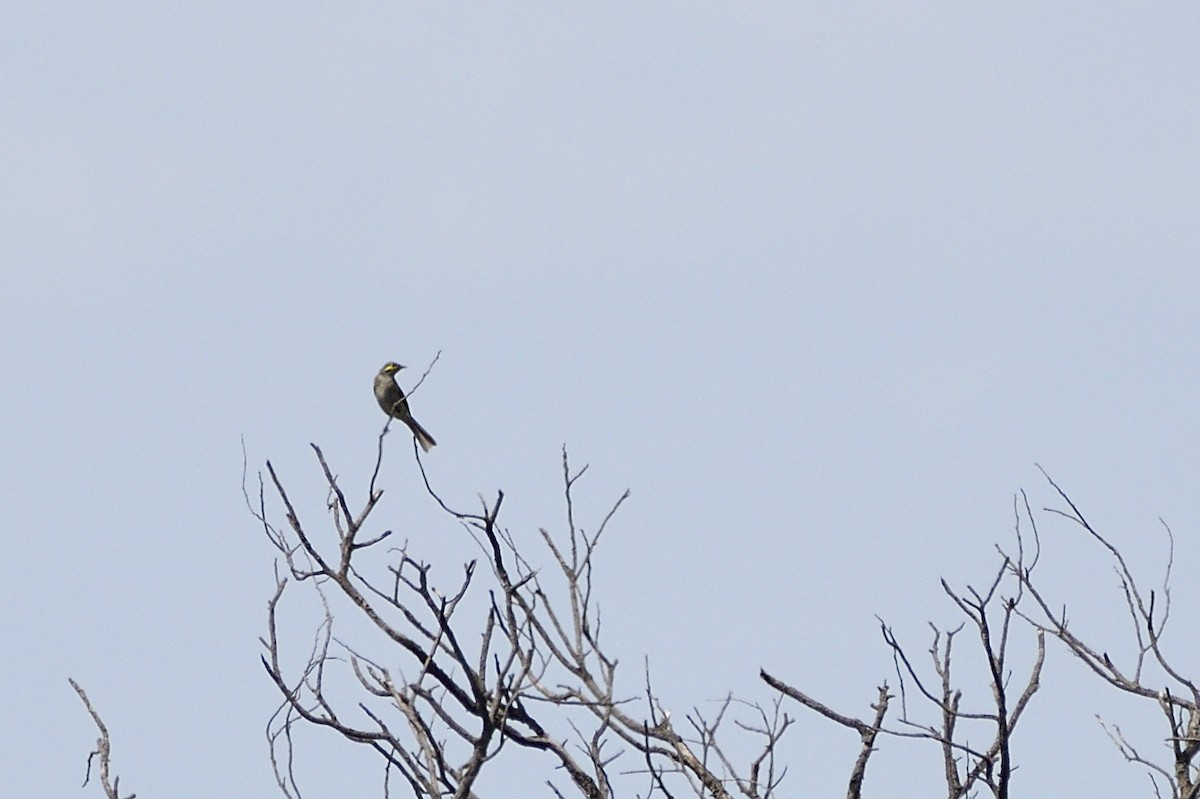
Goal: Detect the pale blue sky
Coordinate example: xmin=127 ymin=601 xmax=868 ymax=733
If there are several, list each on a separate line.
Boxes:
xmin=3 ymin=4 xmax=1199 ymax=797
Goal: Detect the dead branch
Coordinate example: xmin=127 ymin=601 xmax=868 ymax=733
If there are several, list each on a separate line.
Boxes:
xmin=1007 ymin=470 xmax=1200 ymax=799
xmin=70 ymin=679 xmax=136 ymax=799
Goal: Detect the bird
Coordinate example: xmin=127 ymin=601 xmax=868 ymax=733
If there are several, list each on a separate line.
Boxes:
xmin=374 ymin=362 xmax=437 ymax=452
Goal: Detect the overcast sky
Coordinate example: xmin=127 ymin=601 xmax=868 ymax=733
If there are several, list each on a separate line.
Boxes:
xmin=3 ymin=4 xmax=1200 ymax=797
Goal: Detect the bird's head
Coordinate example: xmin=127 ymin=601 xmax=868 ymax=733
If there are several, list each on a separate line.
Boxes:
xmin=381 ymin=361 xmax=405 ymax=375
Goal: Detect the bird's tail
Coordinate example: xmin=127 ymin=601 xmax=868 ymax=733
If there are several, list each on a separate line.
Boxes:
xmin=408 ymin=418 xmax=437 ymax=452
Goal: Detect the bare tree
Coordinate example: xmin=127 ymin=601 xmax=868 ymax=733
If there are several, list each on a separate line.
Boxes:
xmin=72 ymin=425 xmax=1194 ymax=798
xmin=249 ymin=426 xmax=791 ymax=798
